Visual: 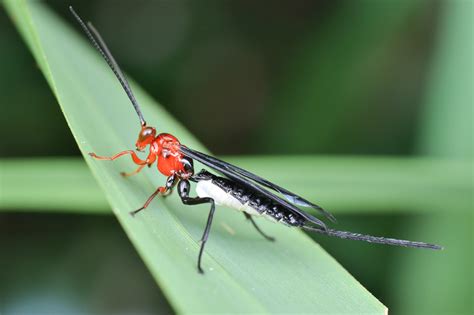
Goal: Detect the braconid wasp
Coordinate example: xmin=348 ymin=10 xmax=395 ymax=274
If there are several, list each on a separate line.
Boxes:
xmin=69 ymin=7 xmax=442 ymax=274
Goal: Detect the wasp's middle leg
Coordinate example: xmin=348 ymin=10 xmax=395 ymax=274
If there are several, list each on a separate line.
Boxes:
xmin=130 ymin=174 xmax=178 ymax=216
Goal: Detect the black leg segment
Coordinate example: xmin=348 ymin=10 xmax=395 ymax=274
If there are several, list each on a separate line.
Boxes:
xmin=244 ymin=212 xmax=275 ymax=242
xmin=178 ymin=180 xmax=216 ymax=273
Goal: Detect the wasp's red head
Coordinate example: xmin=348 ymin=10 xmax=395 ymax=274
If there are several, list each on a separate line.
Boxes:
xmin=136 ymin=125 xmax=156 ymax=151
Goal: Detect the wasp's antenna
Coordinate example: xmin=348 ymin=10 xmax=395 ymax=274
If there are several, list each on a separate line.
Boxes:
xmin=303 ymin=225 xmax=443 ymax=250
xmin=69 ymin=6 xmax=146 ymax=126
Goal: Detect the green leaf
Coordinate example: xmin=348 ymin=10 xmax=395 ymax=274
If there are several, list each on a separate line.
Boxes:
xmin=0 ymin=159 xmax=108 ymax=213
xmin=3 ymin=1 xmax=386 ymax=313
xmin=2 ymin=157 xmax=471 ymax=215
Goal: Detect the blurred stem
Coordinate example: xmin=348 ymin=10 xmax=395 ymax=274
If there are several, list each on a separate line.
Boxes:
xmin=393 ymin=1 xmax=474 ymax=314
xmin=416 ymin=1 xmax=474 ymax=157
xmin=0 ymin=159 xmax=109 ymax=213
xmin=1 ymin=157 xmax=471 ymax=214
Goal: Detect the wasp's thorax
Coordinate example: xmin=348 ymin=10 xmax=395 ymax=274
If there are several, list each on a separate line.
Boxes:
xmin=136 ymin=125 xmax=156 ymax=151
xmin=155 ymin=133 xmax=181 ymax=155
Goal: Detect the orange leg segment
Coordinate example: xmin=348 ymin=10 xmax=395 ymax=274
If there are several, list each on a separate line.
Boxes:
xmin=130 ymin=186 xmax=167 ymax=216
xmin=89 ymin=150 xmax=146 ymax=165
xmin=130 ymin=174 xmax=178 ymax=216
xmin=120 ymin=164 xmax=146 ymax=177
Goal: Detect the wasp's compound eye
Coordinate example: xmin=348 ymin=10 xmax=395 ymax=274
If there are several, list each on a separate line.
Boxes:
xmin=138 ymin=127 xmax=156 ymax=141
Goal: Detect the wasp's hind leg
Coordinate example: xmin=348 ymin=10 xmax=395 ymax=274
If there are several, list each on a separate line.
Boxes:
xmin=244 ymin=212 xmax=275 ymax=242
xmin=178 ymin=179 xmax=215 ymax=274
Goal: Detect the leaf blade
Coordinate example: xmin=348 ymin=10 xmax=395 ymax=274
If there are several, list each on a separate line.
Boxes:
xmin=3 ymin=1 xmax=387 ymax=313
xmin=2 ymin=157 xmax=470 ymax=215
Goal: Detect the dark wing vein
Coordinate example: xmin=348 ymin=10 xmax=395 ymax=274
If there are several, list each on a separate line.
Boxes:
xmin=180 ymin=145 xmax=327 ymax=229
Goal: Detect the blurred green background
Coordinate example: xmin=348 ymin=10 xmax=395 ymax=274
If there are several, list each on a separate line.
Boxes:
xmin=0 ymin=0 xmax=472 ymax=314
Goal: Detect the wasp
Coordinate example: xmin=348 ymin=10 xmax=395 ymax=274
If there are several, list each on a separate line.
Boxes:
xmin=70 ymin=7 xmax=442 ymax=273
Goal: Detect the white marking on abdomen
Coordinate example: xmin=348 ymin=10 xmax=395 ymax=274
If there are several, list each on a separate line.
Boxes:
xmin=195 ymin=180 xmax=261 ymax=217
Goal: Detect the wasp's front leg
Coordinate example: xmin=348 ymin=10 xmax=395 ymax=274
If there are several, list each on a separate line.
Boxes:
xmin=120 ymin=164 xmax=146 ymax=177
xmin=130 ymin=174 xmax=178 ymax=216
xmin=89 ymin=150 xmax=147 ymax=164
xmin=90 ymin=150 xmax=156 ymax=177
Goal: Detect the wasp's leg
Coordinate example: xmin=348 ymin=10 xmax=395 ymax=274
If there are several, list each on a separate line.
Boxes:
xmin=130 ymin=174 xmax=177 ymax=216
xmin=244 ymin=212 xmax=275 ymax=242
xmin=120 ymin=164 xmax=146 ymax=177
xmin=162 ymin=174 xmax=179 ymax=198
xmin=89 ymin=150 xmax=147 ymax=165
xmin=178 ymin=179 xmax=215 ymax=274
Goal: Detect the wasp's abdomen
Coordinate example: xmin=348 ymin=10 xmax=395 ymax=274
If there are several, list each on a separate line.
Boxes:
xmin=195 ymin=175 xmax=305 ymax=227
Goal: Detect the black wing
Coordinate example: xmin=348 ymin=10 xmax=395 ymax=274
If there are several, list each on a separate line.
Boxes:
xmin=180 ymin=145 xmax=330 ymax=229
xmin=181 ymin=146 xmax=336 ymax=222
